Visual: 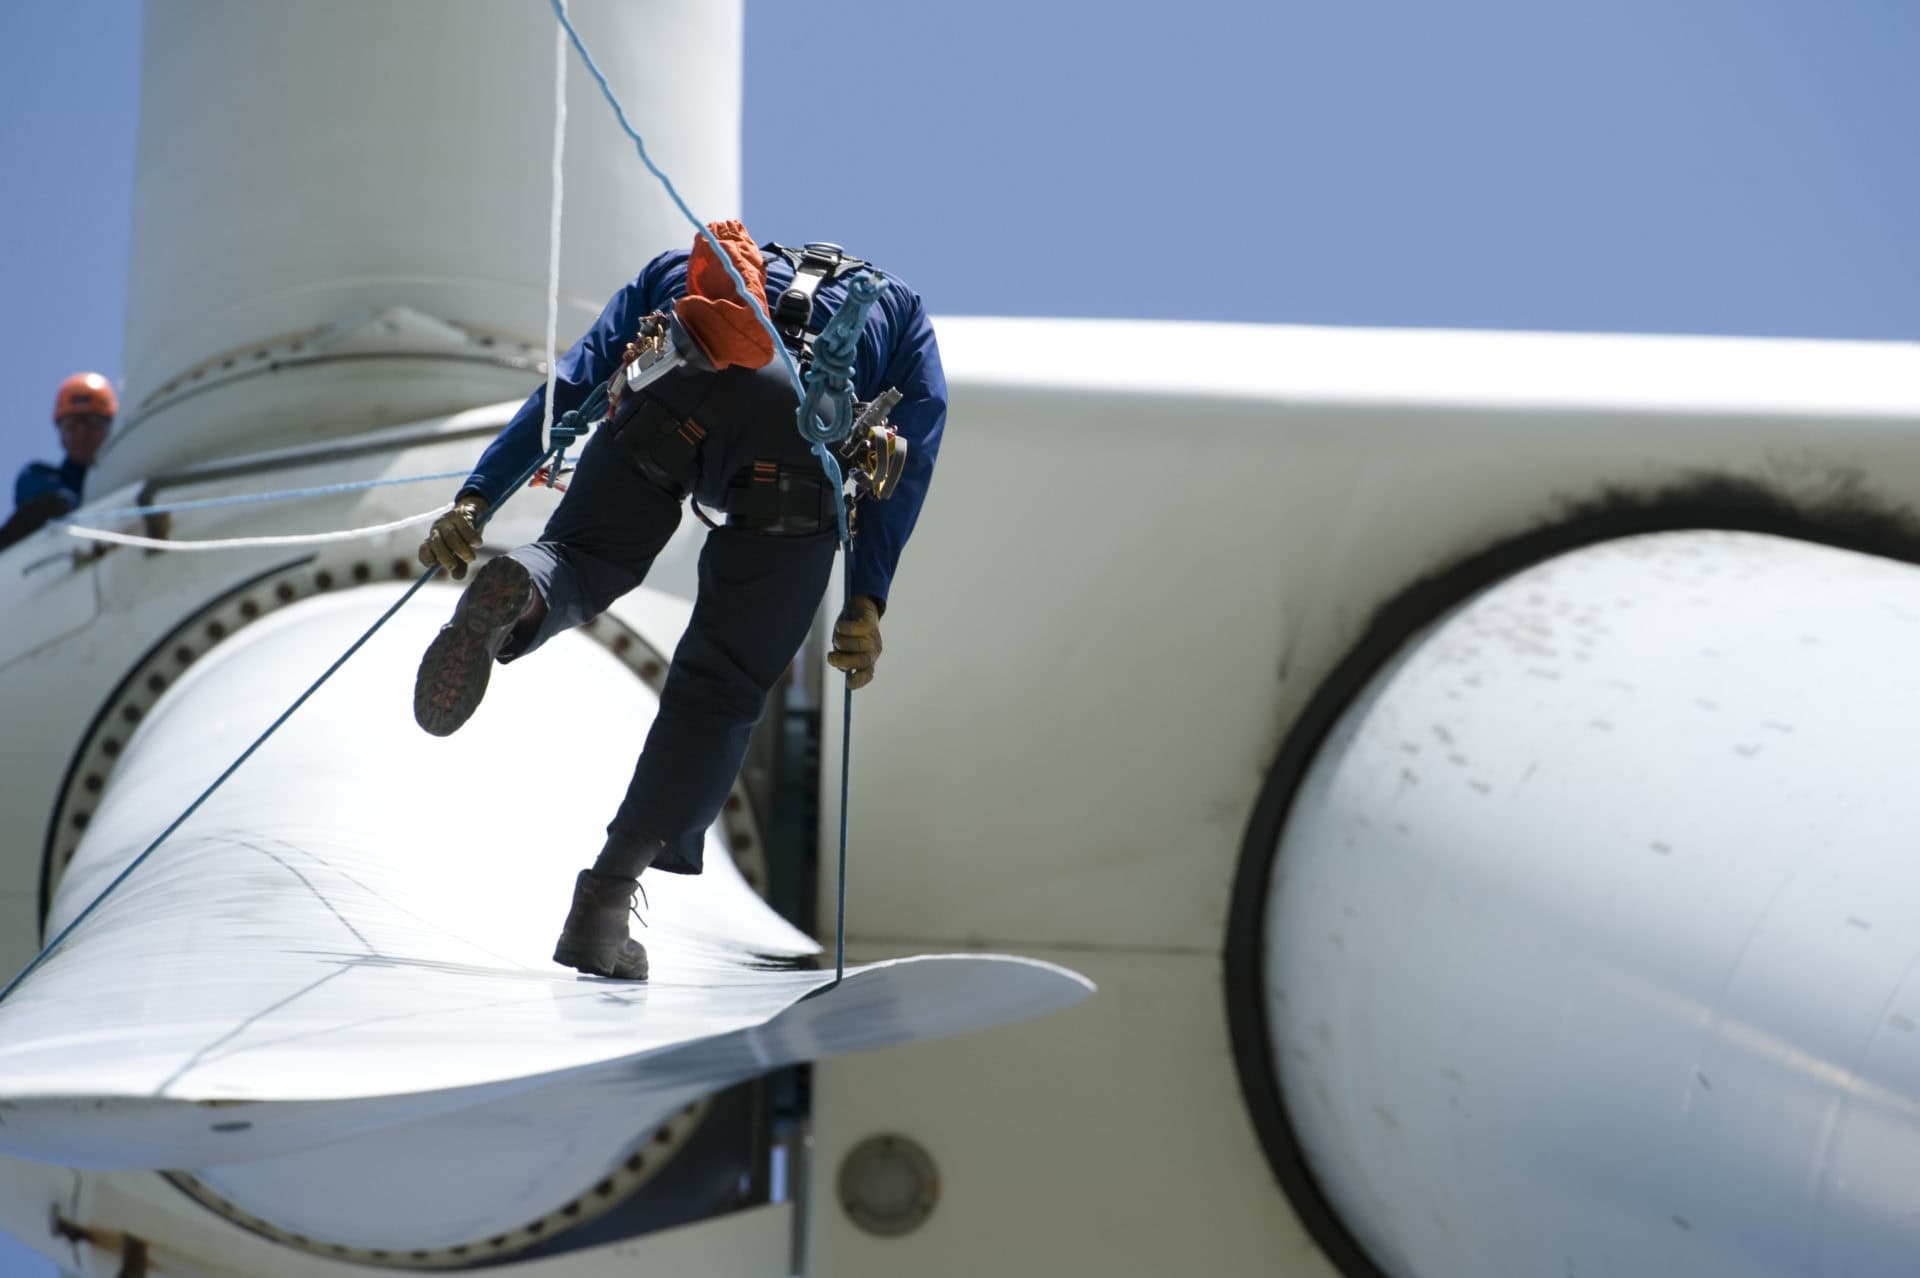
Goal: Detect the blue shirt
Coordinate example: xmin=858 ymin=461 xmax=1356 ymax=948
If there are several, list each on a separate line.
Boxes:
xmin=14 ymin=458 xmax=87 ymax=513
xmin=464 ymin=244 xmax=948 ymax=608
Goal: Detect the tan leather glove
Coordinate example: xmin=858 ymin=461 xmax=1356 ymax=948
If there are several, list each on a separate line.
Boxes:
xmin=418 ymin=492 xmax=489 ymax=579
xmin=827 ymin=595 xmax=883 ymax=690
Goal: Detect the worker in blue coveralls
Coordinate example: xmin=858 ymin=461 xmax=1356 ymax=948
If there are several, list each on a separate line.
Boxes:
xmin=412 ymin=221 xmax=946 ymax=982
xmin=1 ymin=372 xmax=117 ymax=552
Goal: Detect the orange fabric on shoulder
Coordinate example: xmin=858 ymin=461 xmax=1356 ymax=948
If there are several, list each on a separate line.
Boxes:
xmin=674 ymin=220 xmax=777 ymax=370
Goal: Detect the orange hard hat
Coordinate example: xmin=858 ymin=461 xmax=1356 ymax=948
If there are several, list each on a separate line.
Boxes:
xmin=54 ymin=372 xmax=118 ymax=422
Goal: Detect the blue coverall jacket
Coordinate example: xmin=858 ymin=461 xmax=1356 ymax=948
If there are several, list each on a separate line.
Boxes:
xmin=14 ymin=459 xmax=88 ymax=513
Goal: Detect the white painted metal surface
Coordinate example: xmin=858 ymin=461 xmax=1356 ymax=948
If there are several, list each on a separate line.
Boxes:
xmin=826 ymin=322 xmax=1920 ymax=961
xmin=0 ymin=586 xmax=1089 ymax=1252
xmin=932 ymin=316 xmax=1920 ymax=418
xmin=808 ymin=942 xmax=1342 ymax=1278
xmin=1268 ymin=531 xmax=1920 ymax=1278
xmin=813 ymin=322 xmax=1920 ymax=1277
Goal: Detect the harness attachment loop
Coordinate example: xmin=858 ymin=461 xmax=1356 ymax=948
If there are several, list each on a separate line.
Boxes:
xmin=798 ymin=271 xmax=888 ymax=448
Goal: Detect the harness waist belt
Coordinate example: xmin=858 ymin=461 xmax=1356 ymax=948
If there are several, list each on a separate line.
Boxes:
xmin=724 ymin=463 xmax=837 ymax=536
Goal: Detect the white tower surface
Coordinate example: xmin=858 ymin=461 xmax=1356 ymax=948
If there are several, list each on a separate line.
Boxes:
xmin=101 ymin=0 xmax=742 ymax=489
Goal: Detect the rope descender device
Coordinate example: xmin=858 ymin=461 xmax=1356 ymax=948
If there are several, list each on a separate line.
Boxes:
xmin=842 ymin=388 xmax=907 ymax=501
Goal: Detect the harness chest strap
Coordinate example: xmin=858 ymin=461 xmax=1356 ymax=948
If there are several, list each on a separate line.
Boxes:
xmin=766 ymin=242 xmax=869 ymax=357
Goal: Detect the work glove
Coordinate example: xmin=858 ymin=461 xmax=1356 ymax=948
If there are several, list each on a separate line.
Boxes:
xmin=827 ymin=595 xmax=883 ymax=690
xmin=418 ymin=492 xmax=489 ymax=580
xmin=672 ymin=220 xmax=777 ymax=371
xmin=673 ymin=294 xmax=775 ymax=370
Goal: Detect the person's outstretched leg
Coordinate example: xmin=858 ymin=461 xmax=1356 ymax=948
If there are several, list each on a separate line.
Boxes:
xmin=613 ymin=526 xmax=839 ymax=875
xmin=549 ymin=526 xmax=835 ymax=980
xmin=413 ymin=425 xmax=684 ymax=735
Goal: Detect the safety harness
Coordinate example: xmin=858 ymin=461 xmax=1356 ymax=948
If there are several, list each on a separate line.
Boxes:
xmin=606 ymin=243 xmax=907 ymax=536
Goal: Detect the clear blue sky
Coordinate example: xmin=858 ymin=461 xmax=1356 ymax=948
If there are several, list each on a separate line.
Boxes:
xmin=0 ymin=0 xmax=1917 ymax=1271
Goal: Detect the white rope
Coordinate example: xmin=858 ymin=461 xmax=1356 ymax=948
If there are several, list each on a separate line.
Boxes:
xmin=64 ymin=506 xmax=448 ymax=552
xmin=539 ymin=4 xmax=569 ymax=456
xmin=60 ymin=25 xmax=572 ymax=560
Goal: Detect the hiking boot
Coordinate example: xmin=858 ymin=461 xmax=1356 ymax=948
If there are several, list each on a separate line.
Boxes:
xmin=413 ymin=555 xmax=534 ymax=737
xmin=552 ymin=870 xmax=649 ymax=980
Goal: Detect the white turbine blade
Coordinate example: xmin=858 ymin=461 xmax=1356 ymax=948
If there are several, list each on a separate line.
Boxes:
xmin=0 ymin=586 xmax=1092 ymax=1236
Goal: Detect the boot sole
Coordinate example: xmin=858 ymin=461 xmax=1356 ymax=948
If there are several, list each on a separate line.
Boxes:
xmin=552 ymin=937 xmax=649 ymax=981
xmin=413 ymin=556 xmax=532 ymax=737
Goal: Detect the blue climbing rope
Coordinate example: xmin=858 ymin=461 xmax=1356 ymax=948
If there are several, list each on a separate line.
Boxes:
xmin=798 ymin=274 xmax=892 ymax=984
xmin=797 ymin=272 xmax=887 ymax=450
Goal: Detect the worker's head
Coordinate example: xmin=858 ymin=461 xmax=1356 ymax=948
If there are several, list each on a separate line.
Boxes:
xmin=52 ymin=372 xmax=117 ymax=466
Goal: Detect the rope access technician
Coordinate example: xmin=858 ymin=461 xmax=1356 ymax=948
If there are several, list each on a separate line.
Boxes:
xmin=1 ymin=372 xmax=117 ymax=552
xmin=412 ymin=221 xmax=946 ymax=981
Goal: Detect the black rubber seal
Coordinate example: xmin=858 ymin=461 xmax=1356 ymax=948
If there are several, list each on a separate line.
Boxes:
xmin=1224 ymin=474 xmax=1920 ymax=1276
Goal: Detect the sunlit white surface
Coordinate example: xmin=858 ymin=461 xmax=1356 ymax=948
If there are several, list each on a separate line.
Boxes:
xmin=0 ymin=586 xmax=1091 ymax=1250
xmin=100 ymin=0 xmax=744 ymax=490
xmin=1269 ymin=532 xmax=1920 ymax=1278
xmin=934 ymin=316 xmax=1920 ymax=418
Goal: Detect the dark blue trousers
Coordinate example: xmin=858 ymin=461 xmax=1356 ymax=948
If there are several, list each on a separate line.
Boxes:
xmin=504 ymin=424 xmax=836 ymax=873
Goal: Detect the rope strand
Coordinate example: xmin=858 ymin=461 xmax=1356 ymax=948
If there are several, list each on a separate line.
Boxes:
xmin=59 ymin=468 xmax=475 ymax=524
xmin=539 ymin=7 xmax=568 ymax=458
xmin=64 ymin=506 xmax=446 ymax=552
